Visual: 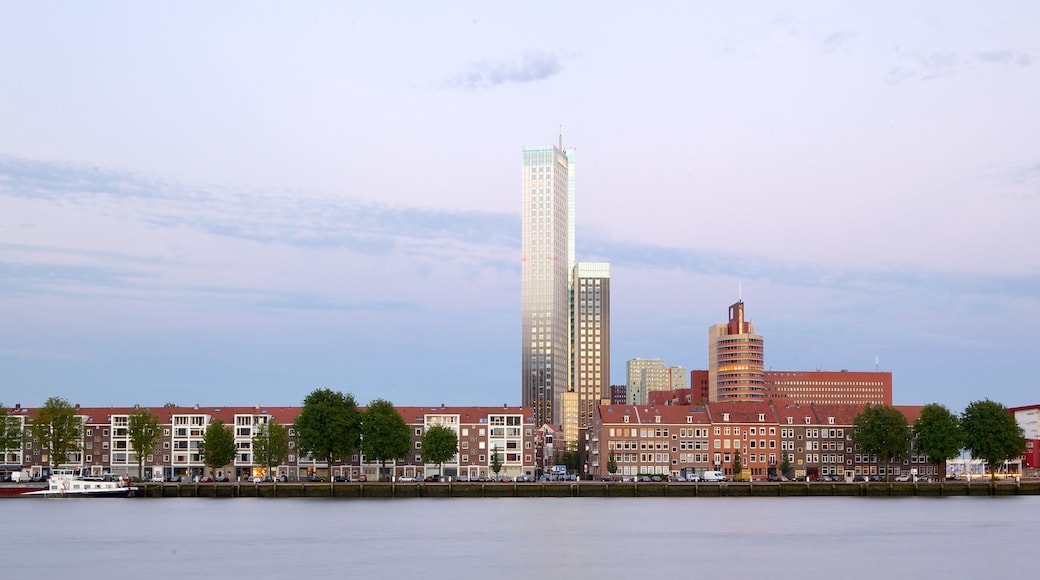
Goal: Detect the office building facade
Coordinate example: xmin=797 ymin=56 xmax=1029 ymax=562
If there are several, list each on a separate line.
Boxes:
xmin=572 ymin=261 xmax=610 ymax=433
xmin=708 ymin=301 xmax=765 ymax=402
xmin=521 ymin=143 xmax=575 ymax=427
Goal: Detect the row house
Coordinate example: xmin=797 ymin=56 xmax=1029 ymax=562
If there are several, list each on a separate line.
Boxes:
xmin=3 ymin=404 xmax=537 ymax=482
xmin=591 ymin=401 xmax=942 ymax=480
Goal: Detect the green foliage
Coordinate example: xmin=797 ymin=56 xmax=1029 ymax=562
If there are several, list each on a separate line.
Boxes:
xmin=128 ymin=409 xmax=162 ymax=479
xmin=853 ymin=404 xmax=911 ymax=468
xmin=30 ymin=396 xmax=82 ymax=468
xmin=913 ymin=403 xmax=964 ymax=468
xmin=293 ymin=388 xmax=362 ymax=468
xmin=607 ymin=450 xmax=618 ymax=475
xmin=420 ymin=424 xmax=458 ymax=474
xmin=252 ymin=421 xmax=290 ymax=476
xmin=780 ymin=453 xmax=792 ymax=479
xmin=732 ymin=450 xmax=743 ymax=475
xmin=0 ymin=404 xmax=23 ymax=458
xmin=961 ymin=399 xmax=1026 ymax=480
xmin=360 ymin=399 xmax=412 ymax=480
xmin=199 ymin=419 xmax=236 ymax=475
xmin=490 ymin=446 xmax=503 ymax=476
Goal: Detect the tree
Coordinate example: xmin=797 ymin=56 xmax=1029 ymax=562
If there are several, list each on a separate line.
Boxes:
xmin=853 ymin=404 xmax=911 ymax=477
xmin=779 ymin=452 xmax=792 ymax=480
xmin=961 ymin=399 xmax=1026 ymax=481
xmin=360 ymin=399 xmax=412 ymax=481
xmin=732 ymin=450 xmax=743 ymax=477
xmin=607 ymin=451 xmax=618 ymax=477
xmin=293 ymin=389 xmax=362 ymax=476
xmin=0 ymin=404 xmax=23 ymax=463
xmin=127 ymin=408 xmax=162 ymax=480
xmin=421 ymin=424 xmax=458 ymax=478
xmin=30 ymin=396 xmax=81 ymax=469
xmin=252 ymin=422 xmax=289 ymax=480
xmin=560 ymin=441 xmax=580 ymax=473
xmin=913 ymin=403 xmax=964 ymax=475
xmin=199 ymin=419 xmax=235 ymax=479
xmin=490 ymin=446 xmax=503 ymax=477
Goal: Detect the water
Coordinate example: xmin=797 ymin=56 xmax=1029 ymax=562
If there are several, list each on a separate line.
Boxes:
xmin=2 ymin=496 xmax=1035 ymax=577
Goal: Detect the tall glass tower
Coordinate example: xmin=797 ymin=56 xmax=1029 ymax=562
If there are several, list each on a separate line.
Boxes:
xmin=521 ymin=142 xmax=575 ymax=427
xmin=572 ymin=261 xmax=610 ymax=433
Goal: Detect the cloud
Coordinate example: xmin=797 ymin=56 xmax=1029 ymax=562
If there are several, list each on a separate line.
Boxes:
xmin=584 ymin=236 xmax=1040 ymax=304
xmin=0 ymin=156 xmax=519 ymax=252
xmin=886 ymin=49 xmax=1032 ymax=84
xmin=441 ymin=51 xmax=563 ymax=89
xmin=975 ymin=50 xmax=1032 ymax=66
xmin=820 ymin=31 xmax=856 ymax=54
xmin=5 ymin=156 xmax=1037 ymax=315
xmin=886 ymin=50 xmax=961 ymax=84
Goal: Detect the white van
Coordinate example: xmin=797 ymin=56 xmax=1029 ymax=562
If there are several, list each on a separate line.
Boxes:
xmin=702 ymin=470 xmax=727 ymax=482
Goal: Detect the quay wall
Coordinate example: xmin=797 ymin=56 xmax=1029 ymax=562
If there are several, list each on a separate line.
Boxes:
xmin=138 ymin=480 xmax=1040 ymax=499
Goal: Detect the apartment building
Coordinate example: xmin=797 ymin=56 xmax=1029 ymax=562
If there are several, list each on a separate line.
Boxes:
xmin=590 ymin=401 xmax=942 ymax=480
xmin=4 ymin=404 xmax=537 ymax=482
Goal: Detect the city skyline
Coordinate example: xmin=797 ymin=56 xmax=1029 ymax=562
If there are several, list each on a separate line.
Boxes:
xmin=2 ymin=3 xmax=1038 ymax=413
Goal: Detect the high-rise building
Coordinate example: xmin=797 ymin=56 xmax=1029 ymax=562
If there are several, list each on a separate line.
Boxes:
xmin=707 ymin=301 xmax=765 ymax=401
xmin=521 ymin=142 xmax=575 ymax=427
xmin=572 ymin=261 xmax=610 ymax=433
xmin=625 ymin=359 xmax=687 ymax=405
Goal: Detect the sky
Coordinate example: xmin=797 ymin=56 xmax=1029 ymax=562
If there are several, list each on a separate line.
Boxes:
xmin=2 ymin=2 xmax=1038 ymax=413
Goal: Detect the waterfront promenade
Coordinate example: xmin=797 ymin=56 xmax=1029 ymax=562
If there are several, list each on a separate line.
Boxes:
xmin=139 ymin=479 xmax=1040 ymax=498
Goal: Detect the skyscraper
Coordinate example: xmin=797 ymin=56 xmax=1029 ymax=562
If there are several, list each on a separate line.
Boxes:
xmin=572 ymin=261 xmax=610 ymax=433
xmin=707 ymin=301 xmax=765 ymax=401
xmin=521 ymin=142 xmax=575 ymax=427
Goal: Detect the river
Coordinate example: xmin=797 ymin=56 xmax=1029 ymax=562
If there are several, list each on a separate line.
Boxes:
xmin=3 ymin=496 xmax=1034 ymax=577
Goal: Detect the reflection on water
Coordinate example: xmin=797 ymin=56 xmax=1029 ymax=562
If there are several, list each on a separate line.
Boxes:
xmin=4 ymin=496 xmax=1035 ymax=577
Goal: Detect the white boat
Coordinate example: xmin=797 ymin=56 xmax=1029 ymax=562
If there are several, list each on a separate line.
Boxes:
xmin=22 ymin=471 xmax=139 ymax=498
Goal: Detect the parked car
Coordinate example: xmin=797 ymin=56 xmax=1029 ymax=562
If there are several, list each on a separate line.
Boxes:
xmin=306 ymin=474 xmax=325 ymax=482
xmin=687 ymin=473 xmax=701 ymax=482
xmin=332 ymin=475 xmax=349 ymax=482
xmin=515 ymin=474 xmax=532 ymax=482
xmin=766 ymin=473 xmax=781 ymax=482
